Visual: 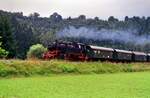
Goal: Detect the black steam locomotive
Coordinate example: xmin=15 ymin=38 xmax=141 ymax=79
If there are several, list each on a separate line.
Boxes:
xmin=43 ymin=41 xmax=150 ymax=62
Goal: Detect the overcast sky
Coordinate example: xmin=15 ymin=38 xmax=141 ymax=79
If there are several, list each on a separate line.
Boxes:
xmin=0 ymin=0 xmax=150 ymax=19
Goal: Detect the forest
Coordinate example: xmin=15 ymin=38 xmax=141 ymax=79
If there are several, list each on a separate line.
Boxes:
xmin=0 ymin=10 xmax=150 ymax=59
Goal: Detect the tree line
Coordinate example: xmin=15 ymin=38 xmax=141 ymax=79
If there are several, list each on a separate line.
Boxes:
xmin=0 ymin=10 xmax=150 ymax=59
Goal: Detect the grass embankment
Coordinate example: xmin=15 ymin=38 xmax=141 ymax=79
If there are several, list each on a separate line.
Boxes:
xmin=0 ymin=60 xmax=150 ymax=77
xmin=0 ymin=72 xmax=150 ymax=98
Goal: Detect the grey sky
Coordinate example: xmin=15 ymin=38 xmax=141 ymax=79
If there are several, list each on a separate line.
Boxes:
xmin=0 ymin=0 xmax=150 ymax=19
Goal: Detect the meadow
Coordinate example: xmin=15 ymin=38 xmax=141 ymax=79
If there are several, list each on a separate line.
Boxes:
xmin=0 ymin=60 xmax=150 ymax=98
xmin=0 ymin=72 xmax=150 ymax=98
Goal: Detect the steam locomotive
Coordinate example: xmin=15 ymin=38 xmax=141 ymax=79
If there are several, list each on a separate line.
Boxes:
xmin=43 ymin=41 xmax=150 ymax=62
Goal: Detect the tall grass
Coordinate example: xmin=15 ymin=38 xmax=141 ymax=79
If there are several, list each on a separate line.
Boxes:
xmin=0 ymin=59 xmax=150 ymax=77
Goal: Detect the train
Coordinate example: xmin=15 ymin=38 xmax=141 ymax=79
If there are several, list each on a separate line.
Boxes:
xmin=43 ymin=41 xmax=150 ymax=62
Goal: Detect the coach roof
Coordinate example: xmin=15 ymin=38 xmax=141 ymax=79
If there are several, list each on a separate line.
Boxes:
xmin=90 ymin=45 xmax=114 ymax=51
xmin=132 ymin=51 xmax=147 ymax=55
xmin=115 ymin=49 xmax=132 ymax=54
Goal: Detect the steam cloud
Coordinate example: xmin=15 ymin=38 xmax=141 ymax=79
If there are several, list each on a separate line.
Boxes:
xmin=56 ymin=26 xmax=150 ymax=45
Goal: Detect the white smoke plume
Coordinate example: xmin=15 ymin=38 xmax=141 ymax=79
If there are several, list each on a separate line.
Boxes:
xmin=56 ymin=26 xmax=150 ymax=45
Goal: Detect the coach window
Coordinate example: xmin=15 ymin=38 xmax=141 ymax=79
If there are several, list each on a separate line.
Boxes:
xmin=78 ymin=45 xmax=81 ymax=49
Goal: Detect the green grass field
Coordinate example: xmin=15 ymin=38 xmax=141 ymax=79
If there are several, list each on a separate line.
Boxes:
xmin=0 ymin=72 xmax=150 ymax=98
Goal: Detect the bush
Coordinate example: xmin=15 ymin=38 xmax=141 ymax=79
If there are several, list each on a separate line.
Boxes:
xmin=0 ymin=41 xmax=9 ymax=58
xmin=0 ymin=47 xmax=8 ymax=58
xmin=27 ymin=44 xmax=47 ymax=59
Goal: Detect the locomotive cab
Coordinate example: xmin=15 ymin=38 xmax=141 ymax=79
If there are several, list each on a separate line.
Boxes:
xmin=64 ymin=43 xmax=93 ymax=61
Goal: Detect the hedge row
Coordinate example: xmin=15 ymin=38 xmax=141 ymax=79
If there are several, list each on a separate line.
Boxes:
xmin=0 ymin=60 xmax=150 ymax=77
